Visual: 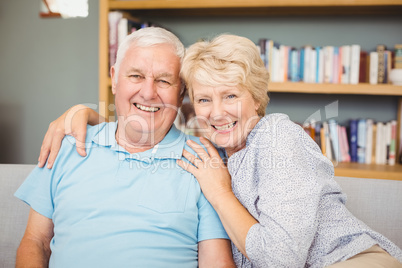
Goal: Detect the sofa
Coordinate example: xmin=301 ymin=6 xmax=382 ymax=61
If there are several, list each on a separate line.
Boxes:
xmin=1 ymin=164 xmax=402 ymax=267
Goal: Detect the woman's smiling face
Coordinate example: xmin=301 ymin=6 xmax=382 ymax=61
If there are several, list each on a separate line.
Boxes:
xmin=192 ymin=81 xmax=261 ymax=156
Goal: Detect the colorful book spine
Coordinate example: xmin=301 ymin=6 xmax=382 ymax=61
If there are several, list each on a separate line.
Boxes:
xmin=357 ymin=119 xmax=366 ymax=163
xmin=365 ymin=119 xmax=374 ymax=164
xmin=350 ymin=44 xmax=361 ymax=84
xmin=341 ymin=45 xmax=351 ymax=84
xmin=359 ymin=51 xmax=368 ymax=83
xmin=108 ymin=11 xmax=123 ymax=69
xmin=290 ymin=48 xmax=299 ymax=82
xmin=316 ymin=46 xmax=324 ymax=83
xmin=375 ymin=122 xmax=385 ymax=164
xmin=349 ymin=119 xmax=358 ymax=162
xmin=332 ymin=47 xmax=340 ymax=84
xmin=389 ymin=120 xmax=397 ymax=165
xmin=328 ymin=119 xmax=340 ymax=162
xmin=299 ymin=48 xmax=305 ymax=82
xmin=323 ymin=122 xmax=333 ymax=161
xmin=324 ymin=46 xmax=334 ymax=83
xmin=303 ymin=46 xmax=312 ymax=83
xmin=340 ymin=126 xmax=351 ymax=162
xmin=377 ymin=44 xmax=386 ymax=84
xmin=369 ymin=51 xmax=379 ymax=84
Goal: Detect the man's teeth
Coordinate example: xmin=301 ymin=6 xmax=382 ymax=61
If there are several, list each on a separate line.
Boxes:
xmin=214 ymin=122 xmax=236 ymax=131
xmin=135 ymin=103 xmax=160 ymax=112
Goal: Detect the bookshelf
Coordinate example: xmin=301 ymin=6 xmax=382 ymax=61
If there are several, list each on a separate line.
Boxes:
xmin=98 ymin=0 xmax=402 ymax=180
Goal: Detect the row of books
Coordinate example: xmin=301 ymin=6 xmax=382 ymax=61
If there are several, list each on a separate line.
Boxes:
xmin=108 ymin=11 xmax=158 ymax=69
xmin=257 ymin=39 xmax=400 ymax=85
xmin=303 ymin=119 xmax=400 ymax=165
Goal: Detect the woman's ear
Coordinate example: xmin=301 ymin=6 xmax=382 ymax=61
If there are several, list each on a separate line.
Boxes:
xmin=254 ymin=100 xmax=261 ymax=113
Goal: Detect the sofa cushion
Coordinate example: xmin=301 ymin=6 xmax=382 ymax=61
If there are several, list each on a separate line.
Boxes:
xmin=1 ymin=165 xmax=401 ymax=268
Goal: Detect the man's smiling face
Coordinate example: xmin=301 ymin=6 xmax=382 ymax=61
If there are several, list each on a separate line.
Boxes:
xmin=111 ymin=43 xmax=182 ymax=147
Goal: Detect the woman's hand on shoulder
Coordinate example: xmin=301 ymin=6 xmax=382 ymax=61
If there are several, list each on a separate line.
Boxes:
xmin=38 ymin=104 xmax=105 ymax=169
xmin=177 ymin=137 xmax=233 ymax=207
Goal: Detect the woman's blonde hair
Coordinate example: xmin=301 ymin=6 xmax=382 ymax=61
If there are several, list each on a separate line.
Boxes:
xmin=181 ymin=34 xmax=270 ymax=116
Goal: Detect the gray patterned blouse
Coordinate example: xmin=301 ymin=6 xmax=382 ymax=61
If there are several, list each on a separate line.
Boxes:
xmin=227 ymin=113 xmax=402 ymax=267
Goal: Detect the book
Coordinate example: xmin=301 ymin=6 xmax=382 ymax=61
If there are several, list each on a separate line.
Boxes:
xmin=299 ymin=48 xmax=305 ymax=82
xmin=309 ymin=47 xmax=317 ymax=83
xmin=341 ymin=45 xmax=351 ymax=84
xmin=389 ymin=120 xmax=397 ymax=165
xmin=385 ymin=122 xmax=391 ymax=164
xmin=371 ymin=124 xmax=377 ymax=164
xmin=369 ymin=52 xmax=379 ymax=84
xmin=108 ymin=11 xmax=123 ymax=69
xmin=394 ymin=44 xmax=402 ymax=69
xmin=280 ymin=45 xmax=288 ymax=82
xmin=375 ymin=122 xmax=385 ymax=164
xmin=365 ymin=119 xmax=374 ymax=164
xmin=320 ymin=126 xmax=326 ymax=156
xmin=339 ymin=126 xmax=351 ymax=162
xmin=337 ymin=46 xmax=343 ymax=83
xmin=289 ymin=48 xmax=300 ymax=82
xmin=328 ymin=119 xmax=340 ymax=162
xmin=264 ymin=39 xmax=276 ymax=75
xmin=324 ymin=46 xmax=334 ymax=83
xmin=349 ymin=119 xmax=358 ymax=162
xmin=350 ymin=44 xmax=361 ymax=84
xmin=357 ymin=119 xmax=366 ymax=163
xmin=359 ymin=51 xmax=368 ymax=83
xmin=303 ymin=45 xmax=313 ymax=83
xmin=315 ymin=122 xmax=322 ymax=148
xmin=270 ymin=43 xmax=281 ymax=82
xmin=323 ymin=122 xmax=333 ymax=160
xmin=332 ymin=47 xmax=340 ymax=84
xmin=384 ymin=50 xmax=392 ymax=84
xmin=258 ymin=38 xmax=267 ymax=67
xmin=316 ymin=46 xmax=325 ymax=83
xmin=399 ymin=99 xmax=402 ymax=164
xmin=376 ymin=44 xmax=386 ymax=84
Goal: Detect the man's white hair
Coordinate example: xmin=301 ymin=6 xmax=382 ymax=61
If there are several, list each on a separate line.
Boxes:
xmin=113 ymin=27 xmax=185 ymax=84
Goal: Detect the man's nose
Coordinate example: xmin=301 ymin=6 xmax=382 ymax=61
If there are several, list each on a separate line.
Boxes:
xmin=140 ymin=79 xmax=157 ymax=100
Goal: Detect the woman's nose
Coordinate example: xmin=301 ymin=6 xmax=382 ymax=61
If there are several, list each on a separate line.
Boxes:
xmin=210 ymin=101 xmax=225 ymax=118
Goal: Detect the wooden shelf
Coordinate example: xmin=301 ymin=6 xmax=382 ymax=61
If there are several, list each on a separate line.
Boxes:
xmin=109 ymin=0 xmax=402 ymax=16
xmin=269 ymin=82 xmax=402 ymax=96
xmin=106 ymin=78 xmax=402 ymax=96
xmin=100 ymin=0 xmax=402 ymax=180
xmin=335 ymin=162 xmax=402 ymax=181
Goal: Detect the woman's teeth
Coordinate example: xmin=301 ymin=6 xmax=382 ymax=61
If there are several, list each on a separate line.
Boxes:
xmin=213 ymin=122 xmax=236 ymax=131
xmin=135 ymin=103 xmax=160 ymax=112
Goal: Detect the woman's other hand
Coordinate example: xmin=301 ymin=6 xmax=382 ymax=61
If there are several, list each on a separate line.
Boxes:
xmin=38 ymin=105 xmax=105 ymax=169
xmin=177 ymin=137 xmax=233 ymax=206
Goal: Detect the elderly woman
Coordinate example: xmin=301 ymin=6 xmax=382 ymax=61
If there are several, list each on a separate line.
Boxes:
xmin=39 ymin=34 xmax=402 ymax=267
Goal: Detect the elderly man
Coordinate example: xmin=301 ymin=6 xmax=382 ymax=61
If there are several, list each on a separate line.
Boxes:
xmin=15 ymin=27 xmax=234 ymax=268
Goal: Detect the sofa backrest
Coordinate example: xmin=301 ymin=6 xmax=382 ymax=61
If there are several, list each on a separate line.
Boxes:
xmin=335 ymin=176 xmax=402 ymax=248
xmin=0 ymin=164 xmax=33 ymax=268
xmin=0 ymin=164 xmax=401 ymax=268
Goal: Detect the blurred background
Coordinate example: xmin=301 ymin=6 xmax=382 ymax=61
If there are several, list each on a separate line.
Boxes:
xmin=1 ymin=0 xmax=401 ymax=164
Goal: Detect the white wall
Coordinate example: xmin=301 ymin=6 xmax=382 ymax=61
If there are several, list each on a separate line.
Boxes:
xmin=0 ymin=0 xmax=99 ymax=163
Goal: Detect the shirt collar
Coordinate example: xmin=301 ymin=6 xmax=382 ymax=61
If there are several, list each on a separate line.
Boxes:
xmin=92 ymin=122 xmax=186 ymax=161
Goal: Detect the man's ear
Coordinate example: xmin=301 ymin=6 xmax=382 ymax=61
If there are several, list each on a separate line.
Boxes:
xmin=110 ymin=66 xmax=117 ymax=95
xmin=178 ymin=94 xmax=184 ymax=107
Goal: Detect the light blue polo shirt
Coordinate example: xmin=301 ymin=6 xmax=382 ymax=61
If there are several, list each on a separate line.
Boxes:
xmin=15 ymin=122 xmax=228 ymax=268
